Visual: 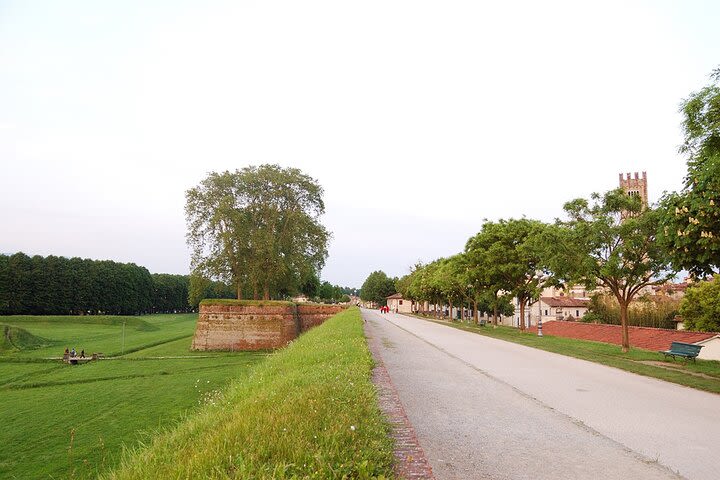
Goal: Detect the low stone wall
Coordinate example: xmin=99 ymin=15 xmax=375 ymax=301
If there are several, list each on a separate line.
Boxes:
xmin=298 ymin=304 xmax=345 ymax=332
xmin=191 ymin=301 xmax=346 ymax=351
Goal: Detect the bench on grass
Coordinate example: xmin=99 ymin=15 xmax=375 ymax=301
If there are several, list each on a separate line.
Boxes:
xmin=660 ymin=341 xmax=703 ymax=362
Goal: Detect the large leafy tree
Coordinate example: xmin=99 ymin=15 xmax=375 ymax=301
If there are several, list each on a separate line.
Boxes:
xmin=555 ymin=190 xmax=675 ymax=352
xmin=360 ymin=270 xmax=397 ymax=306
xmin=658 ymin=67 xmax=720 ymax=276
xmin=185 ymin=165 xmax=330 ymax=300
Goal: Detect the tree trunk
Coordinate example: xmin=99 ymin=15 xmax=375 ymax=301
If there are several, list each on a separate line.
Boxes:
xmin=449 ymin=300 xmax=453 ymax=321
xmin=619 ymin=300 xmax=630 ymax=353
xmin=519 ymin=300 xmax=526 ymax=331
xmin=473 ymin=300 xmax=478 ymax=324
xmin=236 ymin=282 xmax=243 ymax=300
xmin=253 ymin=283 xmax=259 ymax=300
xmin=493 ymin=304 xmax=498 ymax=326
xmin=263 ymin=282 xmax=270 ymax=301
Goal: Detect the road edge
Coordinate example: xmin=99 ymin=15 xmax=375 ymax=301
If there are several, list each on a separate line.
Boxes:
xmin=363 ymin=312 xmax=435 ymax=480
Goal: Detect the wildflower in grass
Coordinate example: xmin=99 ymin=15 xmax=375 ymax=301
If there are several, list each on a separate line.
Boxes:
xmin=350 ymin=425 xmax=356 ymax=431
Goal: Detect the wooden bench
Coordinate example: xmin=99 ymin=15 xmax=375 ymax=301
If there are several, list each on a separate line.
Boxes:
xmin=661 ymin=341 xmax=703 ymax=362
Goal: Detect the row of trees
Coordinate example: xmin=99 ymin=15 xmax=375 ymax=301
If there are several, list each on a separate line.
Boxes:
xmin=0 ymin=253 xmax=183 ymax=315
xmin=313 ymin=281 xmax=354 ymax=303
xmin=386 ymin=70 xmax=720 ymax=351
xmin=389 ymin=68 xmax=720 ymax=351
xmin=394 ymin=187 xmax=673 ymax=352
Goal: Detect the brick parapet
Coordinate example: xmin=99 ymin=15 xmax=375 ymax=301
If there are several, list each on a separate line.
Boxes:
xmin=192 ymin=302 xmax=345 ymax=351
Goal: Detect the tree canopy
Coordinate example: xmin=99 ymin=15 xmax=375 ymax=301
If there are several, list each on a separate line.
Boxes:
xmin=0 ymin=253 xmax=194 ymax=315
xmin=658 ymin=67 xmax=720 ymax=276
xmin=465 ymin=219 xmax=549 ymax=329
xmin=553 ymin=189 xmax=675 ymax=351
xmin=360 ymin=271 xmax=397 ymax=306
xmin=185 ymin=165 xmax=330 ymax=300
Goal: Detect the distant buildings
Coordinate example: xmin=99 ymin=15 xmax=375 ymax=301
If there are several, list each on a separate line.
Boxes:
xmin=386 ymin=293 xmax=414 ymax=314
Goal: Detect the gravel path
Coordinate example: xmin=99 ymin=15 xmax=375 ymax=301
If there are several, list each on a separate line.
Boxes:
xmin=362 ymin=309 xmax=719 ymax=480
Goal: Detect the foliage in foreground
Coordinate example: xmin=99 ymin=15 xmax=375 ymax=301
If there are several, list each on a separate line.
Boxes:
xmin=658 ymin=67 xmax=720 ymax=276
xmin=105 ymin=308 xmax=394 ymax=480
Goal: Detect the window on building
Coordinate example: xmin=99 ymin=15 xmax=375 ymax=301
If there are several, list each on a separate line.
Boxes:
xmin=399 ymin=300 xmax=403 ymax=305
xmin=576 ymin=310 xmax=579 ymax=317
xmin=544 ymin=309 xmax=548 ymax=316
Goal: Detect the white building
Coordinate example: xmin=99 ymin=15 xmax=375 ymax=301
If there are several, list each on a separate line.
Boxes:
xmin=696 ymin=335 xmax=720 ymax=361
xmin=386 ymin=293 xmax=414 ymax=313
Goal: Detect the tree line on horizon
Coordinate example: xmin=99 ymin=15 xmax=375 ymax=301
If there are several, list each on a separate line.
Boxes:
xmin=0 ymin=252 xmax=357 ymax=316
xmin=0 ymin=253 xmax=219 ymax=315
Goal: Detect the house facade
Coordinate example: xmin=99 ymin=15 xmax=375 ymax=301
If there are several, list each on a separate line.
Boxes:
xmin=386 ymin=293 xmax=415 ymax=313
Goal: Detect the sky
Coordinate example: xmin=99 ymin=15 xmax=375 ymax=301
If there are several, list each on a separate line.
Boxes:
xmin=1 ymin=0 xmax=719 ymax=288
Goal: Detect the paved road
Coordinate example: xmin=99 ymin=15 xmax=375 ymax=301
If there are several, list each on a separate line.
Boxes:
xmin=362 ymin=309 xmax=720 ymax=480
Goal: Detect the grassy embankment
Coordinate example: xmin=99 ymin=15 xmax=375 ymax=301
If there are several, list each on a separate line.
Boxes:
xmin=424 ymin=317 xmax=720 ymax=394
xmin=0 ymin=313 xmax=267 ymax=479
xmin=105 ymin=306 xmax=394 ymax=479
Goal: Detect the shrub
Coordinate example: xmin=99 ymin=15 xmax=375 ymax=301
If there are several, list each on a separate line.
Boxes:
xmin=680 ymin=276 xmax=720 ymax=332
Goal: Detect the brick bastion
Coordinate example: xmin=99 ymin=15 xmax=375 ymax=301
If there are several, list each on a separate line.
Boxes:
xmin=191 ymin=300 xmax=346 ymax=351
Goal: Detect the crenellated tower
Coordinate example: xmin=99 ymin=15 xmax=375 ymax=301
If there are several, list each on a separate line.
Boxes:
xmin=619 ymin=171 xmax=648 ymax=210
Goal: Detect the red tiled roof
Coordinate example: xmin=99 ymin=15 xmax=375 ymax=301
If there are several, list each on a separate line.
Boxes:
xmin=540 ymin=296 xmax=590 ymax=308
xmin=528 ymin=321 xmax=717 ymax=351
xmin=386 ymin=293 xmax=403 ymax=299
xmin=653 ymin=283 xmax=689 ymax=293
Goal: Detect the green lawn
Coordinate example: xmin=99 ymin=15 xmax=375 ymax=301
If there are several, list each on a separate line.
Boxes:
xmin=426 ymin=317 xmax=720 ymax=394
xmin=105 ymin=307 xmax=394 ymax=480
xmin=0 ymin=313 xmax=266 ymax=479
xmin=1 ymin=313 xmax=200 ymax=358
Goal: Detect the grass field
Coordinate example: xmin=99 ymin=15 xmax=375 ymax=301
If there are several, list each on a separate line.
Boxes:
xmin=105 ymin=307 xmax=394 ymax=480
xmin=428 ymin=317 xmax=720 ymax=394
xmin=0 ymin=313 xmax=267 ymax=479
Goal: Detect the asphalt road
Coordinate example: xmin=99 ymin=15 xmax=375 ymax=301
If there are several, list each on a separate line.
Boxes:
xmin=362 ymin=308 xmax=720 ymax=480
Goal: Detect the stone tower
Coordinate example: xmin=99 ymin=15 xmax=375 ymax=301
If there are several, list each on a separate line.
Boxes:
xmin=619 ymin=171 xmax=648 ymax=209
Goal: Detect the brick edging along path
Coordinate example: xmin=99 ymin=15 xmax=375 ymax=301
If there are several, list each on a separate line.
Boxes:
xmin=364 ymin=319 xmax=435 ymax=480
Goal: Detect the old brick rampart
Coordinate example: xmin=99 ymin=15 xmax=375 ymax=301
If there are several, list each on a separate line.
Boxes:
xmin=191 ymin=301 xmax=345 ymax=351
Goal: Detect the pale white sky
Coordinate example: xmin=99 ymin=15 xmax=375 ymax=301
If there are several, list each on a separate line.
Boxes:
xmin=1 ymin=0 xmax=718 ymax=287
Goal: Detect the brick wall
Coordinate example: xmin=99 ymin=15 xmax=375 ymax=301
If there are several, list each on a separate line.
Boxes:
xmin=191 ymin=302 xmax=345 ymax=351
